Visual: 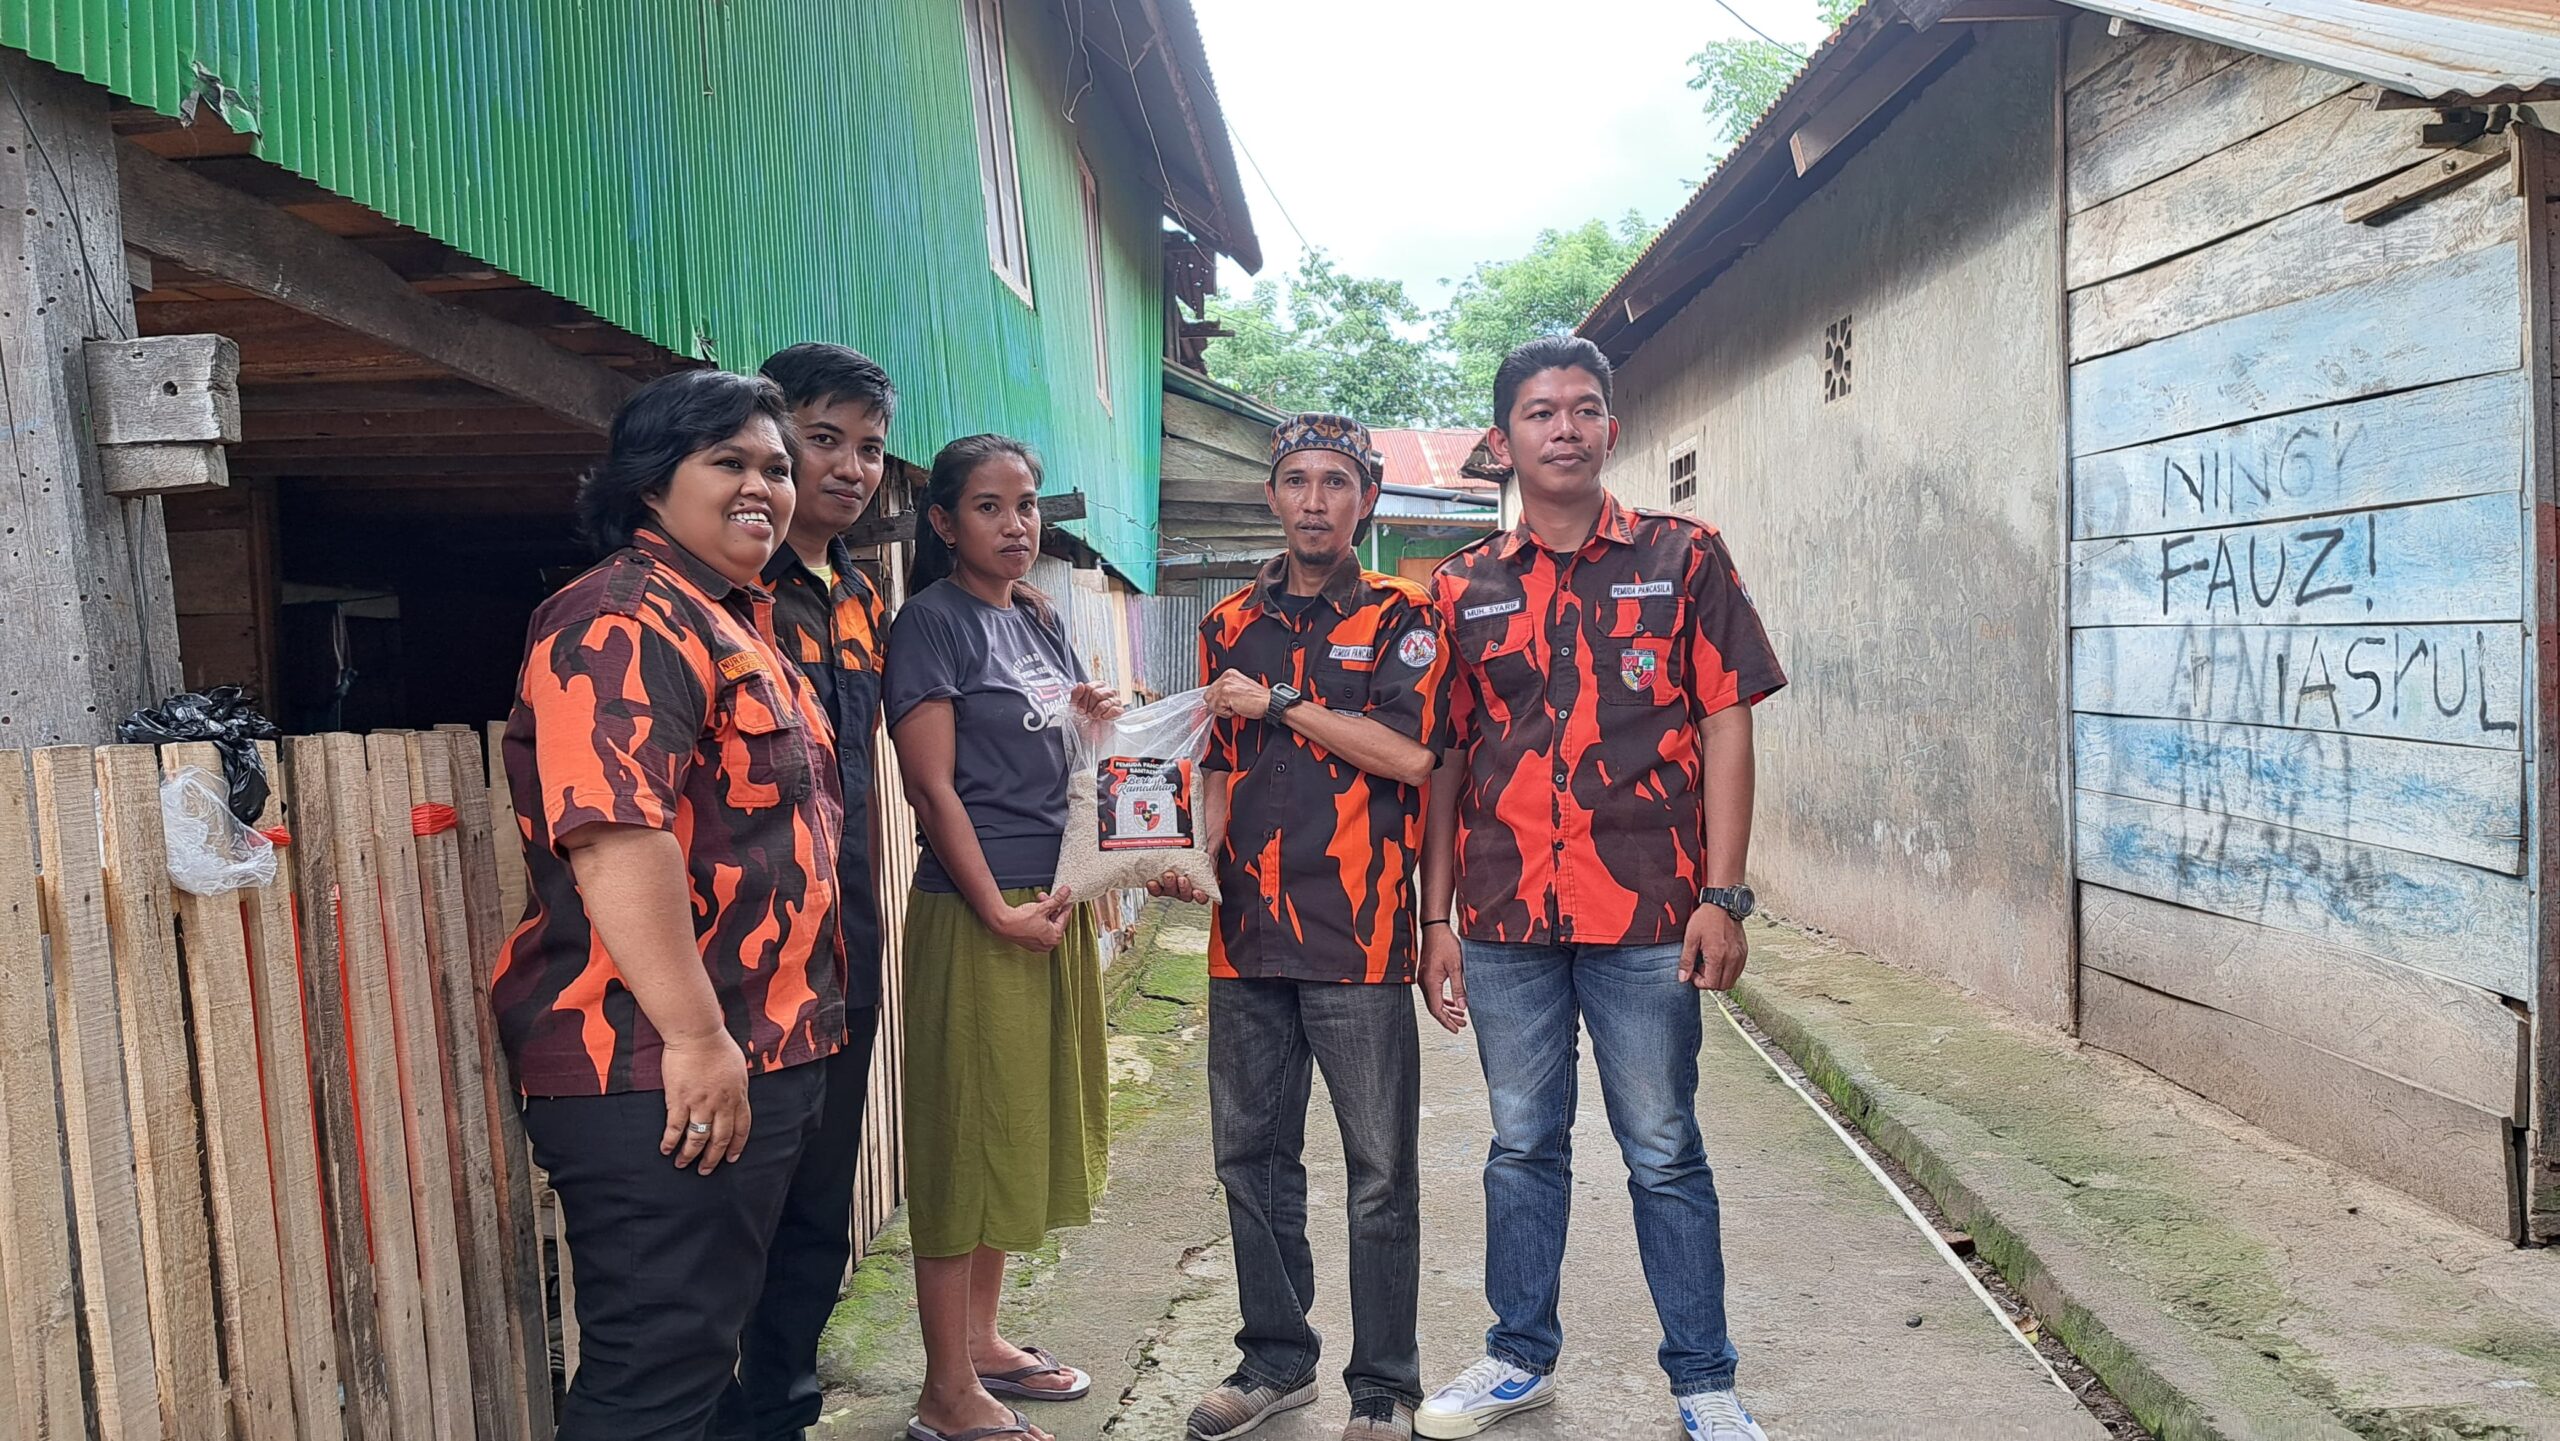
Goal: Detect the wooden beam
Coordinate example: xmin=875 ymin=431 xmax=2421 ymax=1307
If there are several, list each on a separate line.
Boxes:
xmin=1789 ymin=23 xmax=1971 ymax=175
xmin=2344 ymin=139 xmax=2509 ymax=223
xmin=118 ymin=144 xmax=635 ymax=432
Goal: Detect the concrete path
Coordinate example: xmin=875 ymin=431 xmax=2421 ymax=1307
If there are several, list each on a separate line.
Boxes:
xmin=819 ymin=905 xmax=2102 ymax=1439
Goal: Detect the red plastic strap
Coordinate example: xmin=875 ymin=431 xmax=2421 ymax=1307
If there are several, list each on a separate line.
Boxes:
xmin=410 ymin=803 xmax=459 ymax=837
xmin=258 ymin=826 xmax=292 ymax=848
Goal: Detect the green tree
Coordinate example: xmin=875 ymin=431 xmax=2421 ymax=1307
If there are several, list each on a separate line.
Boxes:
xmin=1199 ymin=251 xmax=1459 ymax=427
xmin=1436 ymin=212 xmax=1655 ymax=425
xmin=1687 ymin=0 xmax=1859 ymax=146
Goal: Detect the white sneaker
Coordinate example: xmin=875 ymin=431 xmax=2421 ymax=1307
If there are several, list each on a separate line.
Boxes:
xmin=1678 ymin=1388 xmax=1768 ymax=1440
xmin=1413 ymin=1356 xmax=1555 ymax=1438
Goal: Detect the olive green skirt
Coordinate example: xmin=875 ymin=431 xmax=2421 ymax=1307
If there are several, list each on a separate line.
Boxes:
xmin=901 ymin=886 xmax=1109 ymax=1259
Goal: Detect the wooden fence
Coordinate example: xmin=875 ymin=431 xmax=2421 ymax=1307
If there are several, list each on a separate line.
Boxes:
xmin=0 ymin=724 xmax=914 ymax=1440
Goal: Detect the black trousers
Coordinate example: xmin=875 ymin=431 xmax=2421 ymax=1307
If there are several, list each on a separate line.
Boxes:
xmin=524 ymin=1060 xmax=829 ymax=1441
xmin=1209 ymin=977 xmax=1423 ymax=1406
xmin=717 ymin=1006 xmax=881 ymax=1441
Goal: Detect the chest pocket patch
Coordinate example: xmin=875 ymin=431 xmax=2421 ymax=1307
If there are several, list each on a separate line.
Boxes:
xmin=1598 ymin=601 xmax=1685 ymax=708
xmin=1311 ymin=639 xmax=1377 ymax=709
xmin=716 ymin=665 xmax=813 ymax=808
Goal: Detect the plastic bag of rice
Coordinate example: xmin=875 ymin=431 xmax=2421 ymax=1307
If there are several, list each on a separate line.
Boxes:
xmin=1053 ymin=687 xmax=1223 ymax=904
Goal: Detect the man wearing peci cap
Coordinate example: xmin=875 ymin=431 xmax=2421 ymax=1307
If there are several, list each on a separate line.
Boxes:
xmin=1154 ymin=414 xmax=1451 ymax=1441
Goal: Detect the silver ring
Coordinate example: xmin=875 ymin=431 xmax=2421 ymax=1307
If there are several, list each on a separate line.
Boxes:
xmin=686 ymin=1121 xmax=711 ymax=1135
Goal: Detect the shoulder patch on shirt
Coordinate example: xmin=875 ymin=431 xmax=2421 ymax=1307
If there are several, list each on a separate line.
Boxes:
xmin=1327 ymin=643 xmax=1376 ymax=663
xmin=1397 ymin=629 xmax=1438 ymax=668
xmin=718 ymin=650 xmax=767 ymax=681
xmin=1611 ymin=580 xmax=1677 ymax=599
xmin=1461 ymin=597 xmax=1523 ymax=621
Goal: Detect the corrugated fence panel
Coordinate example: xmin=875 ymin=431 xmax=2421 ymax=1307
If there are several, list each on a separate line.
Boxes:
xmin=3 ymin=0 xmax=1165 ymax=585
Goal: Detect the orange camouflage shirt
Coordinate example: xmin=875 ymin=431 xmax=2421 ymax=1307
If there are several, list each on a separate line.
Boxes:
xmin=766 ymin=538 xmax=890 ymax=1009
xmin=1432 ymin=493 xmax=1784 ymax=947
xmin=1201 ymin=554 xmax=1449 ymax=984
xmin=494 ymin=527 xmax=847 ymax=1096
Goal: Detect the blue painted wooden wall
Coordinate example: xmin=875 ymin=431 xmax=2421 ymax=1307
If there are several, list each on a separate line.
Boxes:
xmin=2068 ymin=232 xmax=2534 ymax=1001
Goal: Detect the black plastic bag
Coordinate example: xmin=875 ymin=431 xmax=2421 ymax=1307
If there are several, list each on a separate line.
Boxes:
xmin=116 ymin=687 xmax=282 ymax=824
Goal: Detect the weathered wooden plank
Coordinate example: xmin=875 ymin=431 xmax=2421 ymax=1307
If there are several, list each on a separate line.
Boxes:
xmin=1163 ymin=390 xmax=1276 ymax=469
xmin=2065 ymin=26 xmax=2241 ymax=149
xmin=403 ymin=733 xmax=521 ymax=1441
xmin=2080 ymin=886 xmax=2528 ymax=1119
xmin=2070 ymin=621 xmax=2523 ymax=749
xmin=242 ymin=740 xmax=347 ymax=1441
xmin=2071 ymin=713 xmax=2523 ymax=872
xmin=2070 ymin=242 xmax=2521 ymax=456
xmin=2068 ymin=93 xmax=2439 ymax=293
xmin=318 ymin=731 xmax=436 ymax=1440
xmin=282 ymin=736 xmax=391 ymax=1441
xmin=2067 ymin=54 xmax=2356 ymax=213
xmin=2074 ymin=788 xmax=2533 ymax=998
xmin=2079 ymin=967 xmax=2516 ymax=1235
xmin=362 ymin=733 xmax=475 ymax=1438
xmin=486 ymin=721 xmax=528 ymax=925
xmin=0 ymin=752 xmax=86 ymax=1436
xmin=2070 ymin=372 xmax=2527 ymax=539
xmin=2071 ymin=135 xmax=2518 ymax=356
xmin=2063 ymin=8 xmax=2133 ymax=89
xmin=439 ymin=726 xmax=551 ymax=1441
xmin=2069 ymin=492 xmax=2522 ymax=628
xmin=93 ymin=746 xmax=224 ymax=1441
xmin=30 ymin=747 xmax=164 ymax=1439
xmin=156 ymin=743 xmax=297 ymax=1440
xmin=2346 ymin=141 xmax=2513 ymax=226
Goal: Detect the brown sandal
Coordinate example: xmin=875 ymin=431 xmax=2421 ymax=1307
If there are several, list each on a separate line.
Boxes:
xmin=906 ymin=1410 xmax=1038 ymax=1441
xmin=977 ymin=1345 xmax=1093 ymax=1402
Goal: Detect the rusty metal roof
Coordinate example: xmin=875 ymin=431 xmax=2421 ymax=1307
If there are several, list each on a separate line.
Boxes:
xmin=1374 ymin=429 xmax=1502 ymax=492
xmin=1581 ymin=0 xmax=2560 ymax=360
xmin=2070 ymin=0 xmax=2560 ymax=101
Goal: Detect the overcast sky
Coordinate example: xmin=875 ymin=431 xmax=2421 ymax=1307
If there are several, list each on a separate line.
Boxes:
xmin=1189 ymin=0 xmax=1841 ymax=308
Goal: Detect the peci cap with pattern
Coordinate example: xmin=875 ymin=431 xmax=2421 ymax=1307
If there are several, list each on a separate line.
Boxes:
xmin=1269 ymin=412 xmax=1383 ymax=486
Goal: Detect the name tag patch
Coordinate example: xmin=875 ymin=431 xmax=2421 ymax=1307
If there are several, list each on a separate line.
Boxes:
xmin=717 ymin=651 xmax=767 ymax=681
xmin=1461 ymin=598 xmax=1523 ymax=621
xmin=1327 ymin=644 xmax=1375 ymax=662
xmin=1611 ymin=581 xmax=1675 ymax=599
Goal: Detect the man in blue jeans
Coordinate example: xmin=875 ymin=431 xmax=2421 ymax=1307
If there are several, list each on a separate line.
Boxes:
xmin=1417 ymin=336 xmax=1787 ymax=1441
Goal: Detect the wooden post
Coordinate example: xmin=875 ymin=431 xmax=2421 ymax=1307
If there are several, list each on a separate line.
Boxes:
xmin=281 ymin=735 xmax=396 ymax=1441
xmin=92 ymin=745 xmax=224 ymax=1441
xmin=153 ymin=743 xmax=294 ymax=1439
xmin=243 ymin=740 xmax=350 ymax=1441
xmin=0 ymin=750 xmax=80 ymax=1436
xmin=322 ymin=732 xmax=437 ymax=1439
xmin=0 ymin=53 xmax=181 ymax=747
xmin=398 ymin=731 xmax=516 ymax=1440
xmin=437 ymin=725 xmax=550 ymax=1441
xmin=30 ymin=745 xmax=163 ymax=1439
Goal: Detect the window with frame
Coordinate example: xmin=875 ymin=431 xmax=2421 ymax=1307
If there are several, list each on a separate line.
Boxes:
xmin=1667 ymin=444 xmax=1698 ymax=507
xmin=1078 ymin=152 xmax=1111 ymax=411
xmin=961 ymin=0 xmax=1032 ymax=301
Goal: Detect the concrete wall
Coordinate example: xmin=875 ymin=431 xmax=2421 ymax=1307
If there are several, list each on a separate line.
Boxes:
xmin=1607 ymin=23 xmax=2073 ymax=1025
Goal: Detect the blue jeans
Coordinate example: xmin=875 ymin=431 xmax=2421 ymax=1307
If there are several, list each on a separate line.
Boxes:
xmin=1461 ymin=939 xmax=1738 ymax=1394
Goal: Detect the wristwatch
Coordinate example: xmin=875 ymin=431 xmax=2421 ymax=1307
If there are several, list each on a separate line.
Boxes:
xmin=1699 ymin=885 xmax=1755 ymax=922
xmin=1267 ymin=682 xmax=1304 ymax=720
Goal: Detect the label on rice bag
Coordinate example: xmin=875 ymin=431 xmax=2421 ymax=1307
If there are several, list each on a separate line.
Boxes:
xmin=1096 ymin=756 xmax=1194 ymax=851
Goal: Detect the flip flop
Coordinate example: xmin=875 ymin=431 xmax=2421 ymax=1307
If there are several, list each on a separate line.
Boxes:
xmin=977 ymin=1345 xmax=1093 ymax=1402
xmin=905 ymin=1410 xmax=1038 ymax=1441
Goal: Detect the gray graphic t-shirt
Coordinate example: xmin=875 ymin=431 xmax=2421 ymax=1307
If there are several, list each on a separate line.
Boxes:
xmin=883 ymin=579 xmax=1089 ymax=893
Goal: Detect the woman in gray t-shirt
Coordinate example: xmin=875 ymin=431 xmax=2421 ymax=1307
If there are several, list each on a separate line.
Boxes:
xmin=884 ymin=434 xmax=1118 ymax=1441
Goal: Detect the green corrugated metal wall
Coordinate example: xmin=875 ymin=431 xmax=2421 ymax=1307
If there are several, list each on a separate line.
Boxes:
xmin=5 ymin=0 xmax=1165 ymax=586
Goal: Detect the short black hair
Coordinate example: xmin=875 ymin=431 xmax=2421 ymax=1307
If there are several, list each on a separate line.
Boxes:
xmin=1492 ymin=335 xmax=1614 ymax=432
xmin=759 ymin=342 xmax=898 ymax=424
xmin=575 ymin=369 xmax=798 ymax=556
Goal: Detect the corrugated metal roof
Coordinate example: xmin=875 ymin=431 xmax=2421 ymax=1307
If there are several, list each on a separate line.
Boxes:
xmin=1583 ymin=0 xmax=2560 ymax=359
xmin=1373 ymin=429 xmax=1500 ymax=492
xmin=1 ymin=0 xmax=1249 ymax=589
xmin=2070 ymin=0 xmax=2560 ymax=100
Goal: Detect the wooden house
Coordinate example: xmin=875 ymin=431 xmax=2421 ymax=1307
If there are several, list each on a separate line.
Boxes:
xmin=1582 ymin=0 xmax=2560 ymax=1239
